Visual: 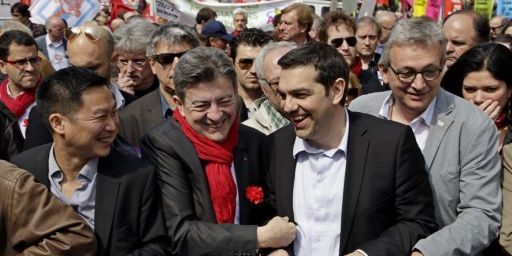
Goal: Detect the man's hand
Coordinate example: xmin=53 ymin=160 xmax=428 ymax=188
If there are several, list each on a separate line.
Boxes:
xmin=477 ymin=99 xmax=501 ymax=120
xmin=261 ymin=83 xmax=285 ymax=115
xmin=117 ymin=69 xmax=136 ymax=95
xmin=411 ymin=251 xmax=424 ymax=256
xmin=256 ymin=216 xmax=296 ymax=248
xmin=267 ymin=249 xmax=289 ymax=256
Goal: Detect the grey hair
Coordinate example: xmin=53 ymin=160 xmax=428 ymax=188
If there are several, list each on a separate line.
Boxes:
xmin=357 ymin=16 xmax=381 ymax=39
xmin=254 ymin=41 xmax=296 ymax=84
xmin=146 ymin=23 xmax=201 ymax=57
xmin=45 ymin=16 xmax=64 ymax=29
xmin=113 ymin=19 xmax=157 ymax=54
xmin=173 ymin=47 xmax=237 ymax=100
xmin=1 ymin=20 xmax=33 ymax=36
xmin=375 ymin=10 xmax=396 ymax=23
xmin=233 ymin=8 xmax=248 ymax=18
xmin=379 ymin=17 xmax=446 ymax=68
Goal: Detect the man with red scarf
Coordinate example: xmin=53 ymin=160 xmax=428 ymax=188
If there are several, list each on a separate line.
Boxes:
xmin=0 ymin=30 xmax=40 ymax=138
xmin=141 ymin=47 xmax=296 ymax=256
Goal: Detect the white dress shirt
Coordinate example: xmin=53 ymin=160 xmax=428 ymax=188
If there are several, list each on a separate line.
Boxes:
xmin=292 ymin=110 xmax=349 ymax=256
xmin=378 ymin=94 xmax=437 ymax=151
xmin=45 ymin=34 xmax=69 ymax=71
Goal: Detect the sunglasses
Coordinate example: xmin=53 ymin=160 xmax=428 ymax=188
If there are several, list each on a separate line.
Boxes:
xmin=66 ymin=26 xmax=102 ymax=43
xmin=238 ymin=57 xmax=254 ymax=70
xmin=152 ymin=51 xmax=188 ymax=68
xmin=330 ymin=37 xmax=357 ymax=48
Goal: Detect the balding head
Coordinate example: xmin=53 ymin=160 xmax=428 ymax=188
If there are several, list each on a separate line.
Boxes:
xmin=46 ymin=16 xmax=66 ymax=42
xmin=490 ymin=15 xmax=508 ymax=39
xmin=375 ymin=10 xmax=397 ymax=43
xmin=67 ymin=25 xmax=114 ymax=78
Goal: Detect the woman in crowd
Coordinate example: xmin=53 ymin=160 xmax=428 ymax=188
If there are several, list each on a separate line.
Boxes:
xmin=442 ymin=42 xmax=512 ymax=254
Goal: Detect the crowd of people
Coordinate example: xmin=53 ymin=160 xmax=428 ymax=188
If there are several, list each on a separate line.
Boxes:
xmin=1 ymin=1 xmax=512 ymax=256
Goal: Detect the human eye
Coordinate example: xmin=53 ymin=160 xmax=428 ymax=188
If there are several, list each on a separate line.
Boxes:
xmin=463 ymin=86 xmax=476 ymax=93
xmin=423 ymin=68 xmax=440 ymax=79
xmin=484 ymin=87 xmax=499 ymax=93
xmin=119 ymin=59 xmax=129 ymax=65
xmin=399 ymin=70 xmax=416 ymax=79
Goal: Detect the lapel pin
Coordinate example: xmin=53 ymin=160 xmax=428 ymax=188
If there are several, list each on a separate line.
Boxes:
xmin=437 ymin=120 xmax=445 ymax=127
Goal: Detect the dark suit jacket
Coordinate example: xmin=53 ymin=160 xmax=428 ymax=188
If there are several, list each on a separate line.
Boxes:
xmin=264 ymin=111 xmax=438 ymax=255
xmin=119 ymin=89 xmax=164 ymax=147
xmin=35 ymin=35 xmax=67 ymax=60
xmin=10 ymin=144 xmax=169 ymax=256
xmin=141 ymin=120 xmax=270 ymax=256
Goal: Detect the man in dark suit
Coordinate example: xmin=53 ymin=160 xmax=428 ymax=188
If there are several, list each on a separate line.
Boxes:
xmin=141 ymin=47 xmax=296 ymax=256
xmin=35 ymin=16 xmax=68 ymax=71
xmin=11 ymin=67 xmax=168 ymax=256
xmin=24 ymin=24 xmax=136 ymax=150
xmin=119 ymin=23 xmax=200 ymax=149
xmin=264 ymin=42 xmax=437 ymax=255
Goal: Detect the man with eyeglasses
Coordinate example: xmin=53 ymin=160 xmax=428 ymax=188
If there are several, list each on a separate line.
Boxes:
xmin=490 ymin=16 xmax=508 ymax=40
xmin=113 ymin=19 xmax=158 ymax=98
xmin=118 ymin=23 xmax=200 ymax=149
xmin=319 ymin=11 xmax=382 ymax=96
xmin=0 ymin=30 xmax=40 ymax=139
xmin=350 ymin=17 xmax=501 ymax=255
xmin=232 ymin=28 xmax=273 ymax=120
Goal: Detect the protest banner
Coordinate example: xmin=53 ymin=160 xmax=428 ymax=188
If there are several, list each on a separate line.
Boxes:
xmin=413 ymin=0 xmax=428 ymax=16
xmin=426 ymin=0 xmax=441 ymax=20
xmin=497 ymin=0 xmax=512 ymax=18
xmin=155 ymin=0 xmax=180 ymax=22
xmin=29 ymin=0 xmax=100 ymax=27
xmin=473 ymin=0 xmax=493 ymax=19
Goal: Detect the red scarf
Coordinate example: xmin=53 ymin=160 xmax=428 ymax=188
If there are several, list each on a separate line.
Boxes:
xmin=351 ymin=57 xmax=363 ymax=77
xmin=0 ymin=79 xmax=36 ymax=118
xmin=173 ymin=110 xmax=239 ymax=223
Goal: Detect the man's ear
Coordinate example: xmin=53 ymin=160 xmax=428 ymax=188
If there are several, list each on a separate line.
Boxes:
xmin=148 ymin=58 xmax=157 ymax=75
xmin=172 ymin=95 xmax=185 ymax=115
xmin=379 ymin=64 xmax=389 ymax=85
xmin=0 ymin=60 xmax=7 ymax=75
xmin=331 ymin=78 xmax=346 ymax=105
xmin=48 ymin=113 xmax=66 ymax=135
xmin=299 ymin=24 xmax=308 ymax=34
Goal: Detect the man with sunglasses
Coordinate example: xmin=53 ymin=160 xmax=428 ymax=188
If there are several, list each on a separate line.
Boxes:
xmin=319 ymin=11 xmax=382 ymax=96
xmin=119 ymin=23 xmax=200 ymax=149
xmin=232 ymin=28 xmax=273 ymax=120
xmin=350 ymin=18 xmax=501 ymax=255
xmin=113 ymin=20 xmax=158 ymax=98
xmin=0 ymin=30 xmax=40 ymax=139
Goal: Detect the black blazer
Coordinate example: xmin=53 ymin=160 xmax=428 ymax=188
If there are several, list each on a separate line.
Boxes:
xmin=10 ymin=144 xmax=169 ymax=256
xmin=141 ymin=120 xmax=270 ymax=256
xmin=119 ymin=89 xmax=164 ymax=147
xmin=264 ymin=111 xmax=438 ymax=255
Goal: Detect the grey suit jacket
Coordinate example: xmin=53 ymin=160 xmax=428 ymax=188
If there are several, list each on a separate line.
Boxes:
xmin=119 ymin=89 xmax=164 ymax=147
xmin=35 ymin=35 xmax=67 ymax=60
xmin=349 ymin=88 xmax=501 ymax=255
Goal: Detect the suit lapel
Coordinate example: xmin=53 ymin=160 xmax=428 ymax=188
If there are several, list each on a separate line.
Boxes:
xmin=94 ymin=151 xmax=121 ymax=251
xmin=145 ymin=90 xmax=165 ymax=127
xmin=234 ymin=134 xmax=250 ymax=224
xmin=31 ymin=145 xmax=52 ymax=188
xmin=168 ymin=120 xmax=217 ymax=222
xmin=339 ymin=112 xmax=370 ymax=253
xmin=276 ymin=126 xmax=297 ymax=221
xmin=423 ymin=90 xmax=454 ymax=170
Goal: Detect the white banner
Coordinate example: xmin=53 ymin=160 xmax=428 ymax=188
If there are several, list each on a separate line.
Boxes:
xmin=29 ymin=0 xmax=100 ymax=27
xmin=155 ymin=0 xmax=180 ymax=22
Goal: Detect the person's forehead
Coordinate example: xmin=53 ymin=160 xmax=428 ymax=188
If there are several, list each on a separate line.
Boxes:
xmin=356 ymin=23 xmax=378 ymax=34
xmin=185 ymin=77 xmax=235 ymax=99
xmin=155 ymin=41 xmax=192 ymax=53
xmin=118 ymin=52 xmax=147 ymax=59
xmin=282 ymin=10 xmax=298 ymax=21
xmin=328 ymin=23 xmax=354 ymax=36
xmin=234 ymin=14 xmax=246 ymax=20
xmin=8 ymin=43 xmax=37 ymax=57
xmin=389 ymin=43 xmax=442 ymax=63
xmin=236 ymin=43 xmax=261 ymax=56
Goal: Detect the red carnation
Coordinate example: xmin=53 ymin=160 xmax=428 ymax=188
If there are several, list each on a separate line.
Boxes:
xmin=245 ymin=185 xmax=264 ymax=205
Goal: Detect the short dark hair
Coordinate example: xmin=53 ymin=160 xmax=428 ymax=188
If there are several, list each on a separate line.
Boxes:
xmin=0 ymin=30 xmax=37 ymax=60
xmin=444 ymin=10 xmax=490 ymax=43
xmin=11 ymin=2 xmax=30 ymax=17
xmin=195 ymin=7 xmax=217 ymax=24
xmin=442 ymin=42 xmax=512 ymax=97
xmin=173 ymin=47 xmax=237 ymax=100
xmin=278 ymin=42 xmax=349 ymax=103
xmin=37 ymin=67 xmax=109 ymax=128
xmin=318 ymin=10 xmax=356 ymax=43
xmin=232 ymin=28 xmax=273 ymax=59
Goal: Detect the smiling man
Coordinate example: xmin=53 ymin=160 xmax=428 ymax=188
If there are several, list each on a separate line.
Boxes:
xmin=265 ymin=41 xmax=436 ymax=256
xmin=11 ymin=67 xmax=169 ymax=256
xmin=350 ymin=17 xmax=501 ymax=255
xmin=119 ymin=23 xmax=200 ymax=148
xmin=141 ymin=47 xmax=297 ymax=256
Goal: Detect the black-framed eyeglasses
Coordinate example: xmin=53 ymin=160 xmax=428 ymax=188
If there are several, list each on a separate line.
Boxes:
xmin=491 ymin=24 xmax=505 ymax=31
xmin=66 ymin=26 xmax=102 ymax=43
xmin=3 ymin=56 xmax=41 ymax=69
xmin=388 ymin=65 xmax=442 ymax=83
xmin=262 ymin=78 xmax=279 ymax=88
xmin=330 ymin=37 xmax=357 ymax=48
xmin=238 ymin=57 xmax=254 ymax=70
xmin=152 ymin=51 xmax=188 ymax=68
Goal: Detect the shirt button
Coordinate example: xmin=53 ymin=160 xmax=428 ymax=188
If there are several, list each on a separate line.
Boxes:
xmin=318 ymin=176 xmax=325 ymax=182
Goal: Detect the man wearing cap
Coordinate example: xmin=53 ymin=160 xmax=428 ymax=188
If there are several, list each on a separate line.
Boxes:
xmin=202 ymin=20 xmax=233 ymax=55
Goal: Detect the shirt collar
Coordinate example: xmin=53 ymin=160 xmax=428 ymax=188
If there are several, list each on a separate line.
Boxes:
xmin=293 ymin=109 xmax=350 ymax=158
xmin=46 ymin=34 xmax=63 ymax=47
xmin=378 ymin=93 xmax=437 ymax=126
xmin=49 ymin=144 xmax=99 ymax=181
xmin=159 ymin=89 xmax=172 ymax=118
xmin=110 ymin=81 xmax=125 ymax=110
